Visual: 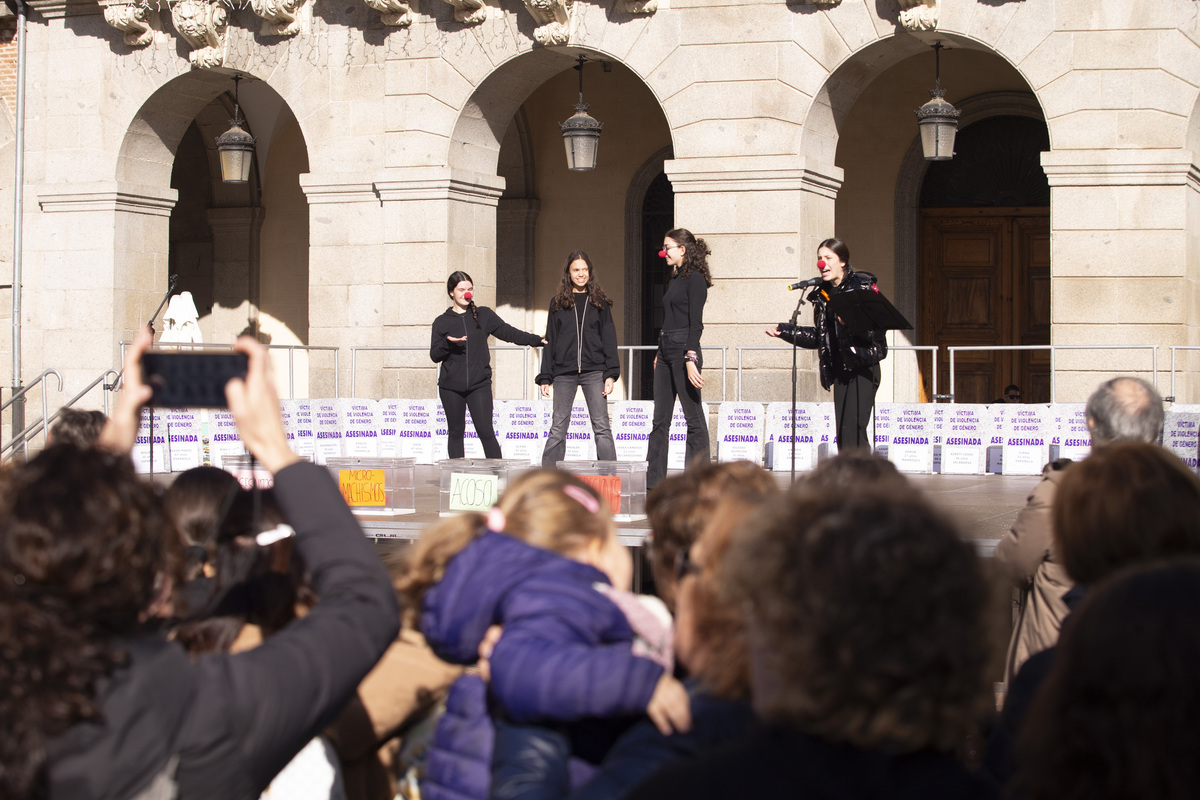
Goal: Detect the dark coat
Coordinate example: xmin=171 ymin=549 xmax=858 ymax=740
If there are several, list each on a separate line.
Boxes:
xmin=626 ymin=724 xmax=996 ymax=800
xmin=420 ymin=531 xmax=665 ymax=800
xmin=44 ymin=463 xmax=400 ymax=800
xmin=777 ymin=269 xmax=888 ymax=390
xmin=536 ymin=295 xmax=620 ymax=385
xmin=431 ymin=307 xmax=543 ymax=393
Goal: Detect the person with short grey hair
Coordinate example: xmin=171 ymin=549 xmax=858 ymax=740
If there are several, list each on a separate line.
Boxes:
xmin=994 ymin=375 xmax=1165 ymax=685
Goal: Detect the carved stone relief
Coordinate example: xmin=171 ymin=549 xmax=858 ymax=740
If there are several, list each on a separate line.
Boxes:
xmin=618 ymin=0 xmax=657 ymax=12
xmin=171 ymin=0 xmax=229 ymax=68
xmin=101 ymin=0 xmax=163 ymax=46
xmin=250 ymin=0 xmax=313 ymax=35
xmin=898 ymin=0 xmax=939 ymax=31
xmin=441 ymin=0 xmax=488 ymax=24
xmin=524 ymin=0 xmax=573 ymax=45
xmin=362 ymin=0 xmax=417 ymax=26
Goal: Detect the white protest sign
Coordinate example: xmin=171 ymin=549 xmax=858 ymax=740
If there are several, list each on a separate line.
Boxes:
xmin=939 ymin=404 xmax=989 ymax=475
xmin=612 ymin=401 xmax=653 ymax=462
xmin=312 ymin=399 xmax=343 ymax=465
xmin=1164 ymin=404 xmax=1200 ymax=474
xmin=765 ymin=402 xmax=820 ymax=472
xmin=667 ymin=401 xmax=709 ymax=470
xmin=1052 ymin=404 xmax=1091 ymax=462
xmin=887 ymin=403 xmax=934 ymax=474
xmin=565 ymin=398 xmax=599 ymax=461
xmin=872 ymin=403 xmax=893 ymax=458
xmin=717 ymin=402 xmax=764 ymax=463
xmin=394 ymin=400 xmax=437 ymax=463
xmin=500 ymin=400 xmax=549 ymax=466
xmin=340 ymin=399 xmax=380 ymax=458
xmin=1002 ymin=404 xmax=1051 ymax=475
xmin=284 ymin=400 xmax=316 ymax=462
xmin=163 ymin=408 xmax=202 ymax=473
xmin=132 ymin=408 xmax=169 ymax=474
xmin=433 ymin=404 xmax=450 ymax=462
xmin=377 ymin=400 xmax=402 ymax=458
xmin=987 ymin=404 xmax=1008 ymax=473
xmin=817 ymin=402 xmax=838 ymax=459
xmin=462 ymin=403 xmax=504 ymax=459
xmin=208 ymin=410 xmax=245 ymax=469
xmin=931 ymin=404 xmax=947 ymax=473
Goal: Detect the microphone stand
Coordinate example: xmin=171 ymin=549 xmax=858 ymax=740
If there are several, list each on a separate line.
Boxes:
xmin=145 ymin=274 xmax=178 ymax=479
xmin=789 ymin=292 xmax=807 ymax=484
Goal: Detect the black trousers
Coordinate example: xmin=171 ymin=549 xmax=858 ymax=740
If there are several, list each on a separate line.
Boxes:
xmin=440 ymin=384 xmax=502 ymax=459
xmin=833 ymin=363 xmax=881 ymax=452
xmin=647 ymin=330 xmax=710 ymax=488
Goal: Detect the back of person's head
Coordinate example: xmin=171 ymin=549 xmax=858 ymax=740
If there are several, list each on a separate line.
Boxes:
xmin=1015 ymin=559 xmax=1200 ymax=800
xmin=675 ymin=462 xmax=779 ymax=698
xmin=399 ymin=469 xmax=612 ymax=624
xmin=166 ymin=465 xmax=241 ymax=546
xmin=647 ymin=460 xmax=779 ymax=612
xmin=1085 ymin=376 xmax=1164 ymax=446
xmin=724 ymin=481 xmax=991 ymax=752
xmin=1054 ymin=442 xmax=1200 ymax=587
xmin=47 ymin=408 xmax=108 ymax=448
xmin=0 ymin=445 xmax=177 ymax=798
xmin=802 ymin=449 xmax=908 ymax=495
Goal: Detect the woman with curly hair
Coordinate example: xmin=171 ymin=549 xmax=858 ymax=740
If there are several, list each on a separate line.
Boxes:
xmin=646 ymin=228 xmax=713 ymax=489
xmin=629 ymin=460 xmax=995 ymax=799
xmin=0 ymin=331 xmax=399 ymax=800
xmin=536 ymin=251 xmax=620 ymax=468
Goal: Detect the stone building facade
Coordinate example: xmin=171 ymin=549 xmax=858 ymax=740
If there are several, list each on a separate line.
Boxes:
xmin=1 ymin=0 xmax=1199 ymax=413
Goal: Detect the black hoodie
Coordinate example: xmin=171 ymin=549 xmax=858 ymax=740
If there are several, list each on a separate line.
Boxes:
xmin=430 ymin=306 xmax=543 ymax=393
xmin=535 ymin=293 xmax=620 ymax=385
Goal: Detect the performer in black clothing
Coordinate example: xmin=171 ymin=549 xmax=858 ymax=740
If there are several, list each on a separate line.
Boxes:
xmin=766 ymin=238 xmax=888 ymax=451
xmin=647 ymin=227 xmax=713 ymax=489
xmin=535 ymin=251 xmax=620 ymax=467
xmin=430 ymin=271 xmax=544 ymax=459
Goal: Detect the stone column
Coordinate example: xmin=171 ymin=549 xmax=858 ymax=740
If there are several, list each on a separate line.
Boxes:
xmin=206 ymin=206 xmax=265 ymax=343
xmin=1041 ymin=150 xmax=1199 ymax=402
xmin=665 ymin=155 xmax=843 ymax=403
xmin=34 ymin=181 xmax=177 ymax=398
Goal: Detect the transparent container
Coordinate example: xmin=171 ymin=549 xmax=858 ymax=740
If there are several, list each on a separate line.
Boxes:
xmin=437 ymin=458 xmax=531 ymax=516
xmin=222 ymin=454 xmax=275 ymax=490
xmin=326 ymin=457 xmax=417 ymax=516
xmin=557 ymin=460 xmax=648 ymax=521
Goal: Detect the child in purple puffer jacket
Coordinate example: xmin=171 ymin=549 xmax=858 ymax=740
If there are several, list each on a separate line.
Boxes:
xmin=399 ymin=469 xmax=690 ymax=800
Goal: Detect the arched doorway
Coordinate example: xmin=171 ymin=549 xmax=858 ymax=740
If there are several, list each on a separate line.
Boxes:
xmin=919 ymin=115 xmax=1051 ymax=404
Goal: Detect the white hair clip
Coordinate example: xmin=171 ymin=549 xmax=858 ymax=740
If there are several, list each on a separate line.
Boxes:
xmin=256 ymin=523 xmax=296 ymax=547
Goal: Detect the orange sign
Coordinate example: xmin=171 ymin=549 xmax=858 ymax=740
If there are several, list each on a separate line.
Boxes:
xmin=338 ymin=469 xmax=387 ymax=507
xmin=577 ymin=474 xmax=622 ymax=515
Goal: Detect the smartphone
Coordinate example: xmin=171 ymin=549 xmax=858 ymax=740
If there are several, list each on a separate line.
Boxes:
xmin=142 ymin=352 xmax=249 ymax=408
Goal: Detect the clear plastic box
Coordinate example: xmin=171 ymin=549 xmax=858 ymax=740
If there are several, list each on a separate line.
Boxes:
xmin=221 ymin=454 xmax=274 ymax=490
xmin=437 ymin=458 xmax=531 ymax=516
xmin=556 ymin=460 xmax=648 ymax=521
xmin=325 ymin=457 xmax=417 ymax=516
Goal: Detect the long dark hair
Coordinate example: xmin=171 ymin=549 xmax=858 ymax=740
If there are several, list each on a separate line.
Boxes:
xmin=551 ymin=251 xmax=613 ymax=311
xmin=818 ymin=237 xmax=852 ymax=269
xmin=1013 ymin=559 xmax=1200 ymax=800
xmin=447 ymin=271 xmax=479 ymax=328
xmin=0 ymin=445 xmax=181 ymax=798
xmin=665 ymin=228 xmax=714 ymax=287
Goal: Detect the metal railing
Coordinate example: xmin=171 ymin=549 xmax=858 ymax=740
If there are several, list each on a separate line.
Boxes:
xmin=0 ymin=368 xmax=63 ymax=459
xmin=947 ymin=345 xmax=1159 ymax=403
xmin=616 ymin=345 xmax=728 ymax=401
xmin=1167 ymin=346 xmax=1200 ymax=403
xmin=734 ymin=345 xmax=938 ymax=402
xmin=349 ymin=345 xmax=534 ymax=400
xmin=121 ymin=341 xmax=339 ymax=399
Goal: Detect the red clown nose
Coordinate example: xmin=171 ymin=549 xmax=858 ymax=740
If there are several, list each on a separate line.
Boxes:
xmin=817 ymin=260 xmax=826 ymax=269
xmin=463 ymin=291 xmax=473 ymax=301
xmin=658 ymin=250 xmax=667 ymax=258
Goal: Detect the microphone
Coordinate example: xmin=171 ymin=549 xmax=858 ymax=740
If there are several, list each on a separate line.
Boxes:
xmin=788 ymin=277 xmax=822 ymax=291
xmin=787 ymin=260 xmax=828 ymax=291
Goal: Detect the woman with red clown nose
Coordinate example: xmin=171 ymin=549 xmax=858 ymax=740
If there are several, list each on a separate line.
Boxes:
xmin=646 ymin=228 xmax=713 ymax=490
xmin=431 ymin=271 xmax=545 ymax=458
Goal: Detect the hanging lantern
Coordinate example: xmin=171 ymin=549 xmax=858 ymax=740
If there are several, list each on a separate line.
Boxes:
xmin=560 ymin=56 xmax=604 ymax=172
xmin=216 ymin=75 xmax=257 ymax=184
xmin=915 ymin=43 xmax=960 ymax=161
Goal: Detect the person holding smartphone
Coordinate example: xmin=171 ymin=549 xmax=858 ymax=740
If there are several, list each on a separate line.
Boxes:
xmin=430 ymin=271 xmax=545 ymax=459
xmin=536 ymin=251 xmax=620 ymax=468
xmin=646 ymin=228 xmax=713 ymax=490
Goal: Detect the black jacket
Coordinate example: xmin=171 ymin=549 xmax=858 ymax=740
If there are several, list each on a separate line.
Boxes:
xmin=535 ymin=294 xmax=620 ymax=385
xmin=777 ymin=268 xmax=888 ymax=390
xmin=430 ymin=306 xmax=543 ymax=393
xmin=45 ymin=462 xmax=400 ymax=800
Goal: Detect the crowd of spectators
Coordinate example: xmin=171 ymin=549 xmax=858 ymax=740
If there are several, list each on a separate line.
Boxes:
xmin=2 ymin=335 xmax=1198 ymax=800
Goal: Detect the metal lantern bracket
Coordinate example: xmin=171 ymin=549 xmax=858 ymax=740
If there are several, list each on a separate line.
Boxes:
xmin=915 ymin=42 xmax=960 ymax=162
xmin=559 ymin=56 xmax=607 ymax=172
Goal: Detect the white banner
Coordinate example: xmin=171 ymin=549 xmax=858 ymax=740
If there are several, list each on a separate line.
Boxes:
xmin=565 ymin=398 xmax=599 ymax=461
xmin=163 ymin=408 xmax=202 ymax=473
xmin=717 ymin=402 xmax=764 ymax=463
xmin=765 ymin=402 xmax=822 ymax=472
xmin=612 ymin=401 xmax=653 ymax=462
xmin=208 ymin=410 xmax=245 ymax=469
xmin=132 ymin=408 xmax=169 ymax=474
xmin=312 ymin=399 xmax=343 ymax=465
xmin=377 ymin=400 xmax=402 ymax=458
xmin=872 ymin=403 xmax=892 ymax=458
xmin=283 ymin=400 xmax=316 ymax=462
xmin=939 ymin=404 xmax=989 ymax=475
xmin=340 ymin=398 xmax=380 ymax=458
xmin=667 ymin=401 xmax=709 ymax=470
xmin=1051 ymin=404 xmax=1091 ymax=462
xmin=1164 ymin=404 xmax=1200 ymax=473
xmin=500 ymin=400 xmax=550 ymax=466
xmin=887 ymin=403 xmax=934 ymax=474
xmin=1002 ymin=404 xmax=1051 ymax=475
xmin=393 ymin=400 xmax=437 ymax=464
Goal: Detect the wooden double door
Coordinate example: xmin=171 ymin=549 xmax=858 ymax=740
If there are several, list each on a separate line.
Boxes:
xmin=920 ymin=208 xmax=1050 ymax=404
